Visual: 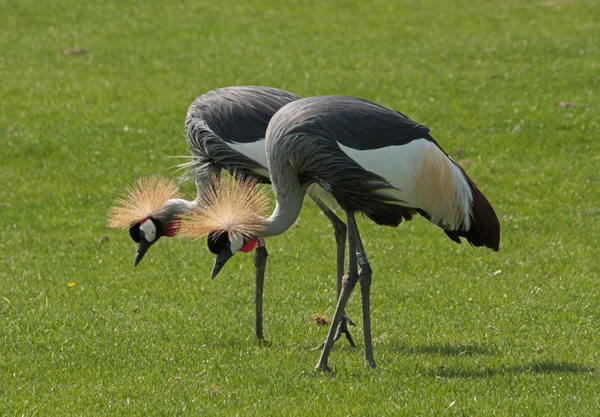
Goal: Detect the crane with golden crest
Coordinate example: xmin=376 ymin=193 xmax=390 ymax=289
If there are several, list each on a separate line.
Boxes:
xmin=180 ymin=95 xmax=500 ymax=370
xmin=107 ymin=86 xmax=357 ymax=345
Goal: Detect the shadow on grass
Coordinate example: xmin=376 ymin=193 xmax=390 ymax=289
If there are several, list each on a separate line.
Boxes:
xmin=387 ymin=343 xmax=596 ymax=378
xmin=390 ymin=342 xmax=494 ymax=356
xmin=425 ymin=360 xmax=596 ymax=379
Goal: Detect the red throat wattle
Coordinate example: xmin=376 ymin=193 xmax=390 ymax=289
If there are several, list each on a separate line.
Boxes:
xmin=240 ymin=238 xmax=258 ymax=253
xmin=165 ymin=217 xmax=181 ymax=237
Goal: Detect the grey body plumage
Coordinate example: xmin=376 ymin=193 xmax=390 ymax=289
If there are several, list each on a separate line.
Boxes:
xmin=265 ymin=96 xmax=429 ymax=208
xmin=185 ymin=86 xmax=301 ymax=185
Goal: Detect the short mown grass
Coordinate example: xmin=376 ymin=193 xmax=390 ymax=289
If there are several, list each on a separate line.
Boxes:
xmin=1 ymin=0 xmax=599 ymax=415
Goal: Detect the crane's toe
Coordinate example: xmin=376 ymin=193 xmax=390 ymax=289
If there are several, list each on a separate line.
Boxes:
xmin=255 ymin=337 xmax=271 ymax=346
xmin=334 ymin=314 xmax=356 ymax=348
xmin=312 ymin=314 xmax=357 ymax=352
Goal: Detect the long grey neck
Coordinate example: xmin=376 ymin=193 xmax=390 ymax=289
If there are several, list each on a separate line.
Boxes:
xmin=162 ymin=198 xmax=198 ymax=219
xmin=259 ymin=181 xmax=308 ymax=237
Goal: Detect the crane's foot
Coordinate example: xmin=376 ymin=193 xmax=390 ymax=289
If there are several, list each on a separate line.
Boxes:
xmin=315 ymin=360 xmax=332 ymax=372
xmin=255 ymin=337 xmax=271 ymax=346
xmin=311 ymin=314 xmax=356 ymax=351
xmin=365 ymin=358 xmax=377 ymax=368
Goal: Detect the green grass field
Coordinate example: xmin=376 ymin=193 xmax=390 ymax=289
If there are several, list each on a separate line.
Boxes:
xmin=1 ymin=0 xmax=599 ymax=414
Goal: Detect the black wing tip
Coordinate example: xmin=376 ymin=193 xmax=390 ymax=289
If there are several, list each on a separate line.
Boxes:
xmin=473 ymin=188 xmax=501 ymax=252
xmin=450 ymin=161 xmax=501 ymax=252
xmin=445 ymin=227 xmax=500 ymax=252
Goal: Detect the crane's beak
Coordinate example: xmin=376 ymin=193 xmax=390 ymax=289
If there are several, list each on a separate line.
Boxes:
xmin=134 ymin=238 xmax=152 ymax=267
xmin=211 ymin=248 xmax=234 ymax=278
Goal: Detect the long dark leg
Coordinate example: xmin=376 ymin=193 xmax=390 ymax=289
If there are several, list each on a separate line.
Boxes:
xmin=253 ymin=240 xmax=268 ymax=342
xmin=315 ymin=211 xmax=359 ymax=371
xmin=311 ymin=199 xmax=346 ymax=299
xmin=312 ymin=198 xmax=355 ymax=347
xmin=350 ymin=219 xmax=376 ymax=368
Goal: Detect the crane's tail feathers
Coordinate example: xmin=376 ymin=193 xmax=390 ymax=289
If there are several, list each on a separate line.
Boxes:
xmin=179 ymin=173 xmax=269 ymax=240
xmin=107 ymin=176 xmax=181 ymax=229
xmin=444 ymin=164 xmax=500 ymax=251
xmin=414 ymin=143 xmax=500 ymax=251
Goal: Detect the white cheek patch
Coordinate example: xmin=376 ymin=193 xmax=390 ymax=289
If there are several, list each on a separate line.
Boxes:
xmin=229 ymin=232 xmax=244 ymax=254
xmin=140 ymin=219 xmax=157 ymax=242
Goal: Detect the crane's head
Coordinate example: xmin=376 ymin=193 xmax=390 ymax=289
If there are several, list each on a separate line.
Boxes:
xmin=178 ymin=174 xmax=269 ymax=279
xmin=129 ymin=216 xmax=181 ymax=266
xmin=207 ymin=231 xmax=260 ymax=278
xmin=108 ymin=176 xmax=182 ymax=267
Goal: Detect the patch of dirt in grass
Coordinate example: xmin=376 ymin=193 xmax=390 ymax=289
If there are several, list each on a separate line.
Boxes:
xmin=309 ymin=314 xmax=331 ymax=326
xmin=558 ymin=101 xmax=578 ymax=107
xmin=63 ymin=45 xmax=87 ymax=55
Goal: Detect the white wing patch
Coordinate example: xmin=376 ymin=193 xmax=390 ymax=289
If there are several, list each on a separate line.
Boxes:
xmin=338 ymin=139 xmax=430 ymax=205
xmin=227 ymin=139 xmax=270 ymax=178
xmin=338 ymin=138 xmax=472 ymax=231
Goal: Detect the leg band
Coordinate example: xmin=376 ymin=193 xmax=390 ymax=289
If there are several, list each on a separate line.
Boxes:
xmin=356 ymin=251 xmax=369 ymax=265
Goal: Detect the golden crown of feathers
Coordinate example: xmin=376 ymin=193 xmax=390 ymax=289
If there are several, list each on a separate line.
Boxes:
xmin=107 ymin=176 xmax=181 ymax=229
xmin=179 ymin=174 xmax=269 ymax=240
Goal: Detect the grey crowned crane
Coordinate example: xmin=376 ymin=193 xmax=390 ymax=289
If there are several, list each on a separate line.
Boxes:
xmin=179 ymin=95 xmax=500 ymax=370
xmin=108 ymin=86 xmax=356 ymax=344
